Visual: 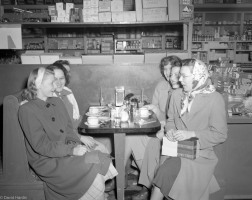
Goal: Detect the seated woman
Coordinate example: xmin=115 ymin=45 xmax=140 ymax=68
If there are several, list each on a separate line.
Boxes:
xmin=124 ymin=55 xmax=182 ymax=200
xmin=19 ymin=67 xmax=118 ymax=200
xmin=150 ymin=59 xmax=228 ymax=200
xmin=47 ymin=63 xmax=109 ymax=154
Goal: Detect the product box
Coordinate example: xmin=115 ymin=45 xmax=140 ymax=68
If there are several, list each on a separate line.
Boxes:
xmin=142 ymin=0 xmax=167 ymax=8
xmin=180 ymin=4 xmax=194 ymax=20
xmin=112 ymin=11 xmax=124 ymax=22
xmin=57 ymin=9 xmax=66 ymax=17
xmin=48 ymin=5 xmax=56 ymax=15
xmin=83 ymin=14 xmax=99 ymax=22
xmin=21 ymin=54 xmax=41 ymax=64
xmin=135 ymin=0 xmax=143 ymax=22
xmin=162 ymin=137 xmax=199 ymax=160
xmin=143 ymin=8 xmax=168 ymax=22
xmin=57 ymin=17 xmax=65 ymax=22
xmin=111 ymin=0 xmax=123 ymax=12
xmin=168 ymin=0 xmax=180 ymax=21
xmin=98 ymin=0 xmax=111 ymax=12
xmin=144 ymin=52 xmax=166 ymax=63
xmin=66 ymin=3 xmax=74 ymax=14
xmin=56 ymin=2 xmax=63 ymax=10
xmin=114 ymin=54 xmax=144 ymax=64
xmin=123 ymin=11 xmax=136 ymax=22
xmin=40 ymin=53 xmax=62 ymax=64
xmin=82 ymin=55 xmax=113 ymax=64
xmin=99 ymin=12 xmax=112 ymax=22
xmin=83 ymin=7 xmax=99 ymax=15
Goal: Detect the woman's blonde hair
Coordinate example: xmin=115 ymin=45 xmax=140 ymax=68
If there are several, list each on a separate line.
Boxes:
xmin=21 ymin=67 xmax=54 ymax=101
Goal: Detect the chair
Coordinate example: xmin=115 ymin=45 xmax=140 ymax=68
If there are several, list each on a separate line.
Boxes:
xmin=0 ymin=93 xmax=45 ymax=200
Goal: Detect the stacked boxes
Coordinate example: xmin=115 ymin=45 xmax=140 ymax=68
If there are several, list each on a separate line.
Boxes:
xmin=48 ymin=2 xmax=76 ymax=22
xmin=83 ymin=0 xmax=99 ymax=22
xmin=142 ymin=0 xmax=168 ymax=22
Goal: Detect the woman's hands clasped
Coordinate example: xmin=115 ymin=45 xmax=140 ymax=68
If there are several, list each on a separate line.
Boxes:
xmin=73 ymin=145 xmax=89 ymax=156
xmin=166 ymin=129 xmax=196 ymax=142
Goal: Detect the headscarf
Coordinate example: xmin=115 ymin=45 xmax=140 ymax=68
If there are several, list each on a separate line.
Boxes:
xmin=180 ymin=59 xmax=216 ymax=116
xmin=35 ymin=67 xmax=46 ymax=89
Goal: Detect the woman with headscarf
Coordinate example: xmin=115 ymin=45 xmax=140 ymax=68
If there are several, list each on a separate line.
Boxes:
xmin=150 ymin=59 xmax=228 ymax=200
xmin=19 ymin=67 xmax=117 ymax=200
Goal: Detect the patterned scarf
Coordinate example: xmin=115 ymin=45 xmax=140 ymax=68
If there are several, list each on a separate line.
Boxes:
xmin=180 ymin=60 xmax=216 ymax=116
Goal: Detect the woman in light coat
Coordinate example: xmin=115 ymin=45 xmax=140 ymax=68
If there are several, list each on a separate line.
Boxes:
xmin=151 ymin=58 xmax=228 ymax=200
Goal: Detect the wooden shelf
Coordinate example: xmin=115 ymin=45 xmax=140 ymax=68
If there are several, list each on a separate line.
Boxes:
xmin=194 ymin=3 xmax=252 ymax=12
xmin=3 ymin=20 xmax=191 ymax=28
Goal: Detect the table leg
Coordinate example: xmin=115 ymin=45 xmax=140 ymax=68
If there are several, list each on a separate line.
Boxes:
xmin=114 ymin=133 xmax=126 ymax=200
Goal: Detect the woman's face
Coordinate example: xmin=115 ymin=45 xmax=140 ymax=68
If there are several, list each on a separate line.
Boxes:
xmin=54 ymin=69 xmax=66 ymax=92
xmin=169 ymin=66 xmax=181 ymax=89
xmin=163 ymin=64 xmax=172 ymax=81
xmin=37 ymin=73 xmax=55 ymax=100
xmin=179 ymin=66 xmax=194 ymax=92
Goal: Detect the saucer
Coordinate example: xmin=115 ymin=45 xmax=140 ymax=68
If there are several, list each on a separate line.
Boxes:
xmin=86 ymin=112 xmax=104 ymax=117
xmin=85 ymin=122 xmax=100 ymax=128
xmin=140 ymin=112 xmax=151 ymax=118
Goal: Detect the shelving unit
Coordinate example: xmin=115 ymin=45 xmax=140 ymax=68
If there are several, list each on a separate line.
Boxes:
xmin=192 ymin=3 xmax=252 ymax=65
xmin=2 ymin=21 xmax=192 ymax=58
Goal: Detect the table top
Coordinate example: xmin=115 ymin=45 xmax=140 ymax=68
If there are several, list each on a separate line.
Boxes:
xmin=78 ymin=108 xmax=161 ymax=134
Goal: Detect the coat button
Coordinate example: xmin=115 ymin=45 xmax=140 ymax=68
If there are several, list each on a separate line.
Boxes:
xmin=52 ymin=117 xmax=55 ymax=121
xmin=60 ymin=129 xmax=64 ymax=133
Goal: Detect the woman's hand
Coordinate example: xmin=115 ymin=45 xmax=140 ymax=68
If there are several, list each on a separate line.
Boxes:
xmin=172 ymin=130 xmax=196 ymax=141
xmin=156 ymin=120 xmax=166 ymax=140
xmin=165 ymin=129 xmax=176 ymax=142
xmin=80 ymin=136 xmax=97 ymax=149
xmin=73 ymin=145 xmax=88 ymax=156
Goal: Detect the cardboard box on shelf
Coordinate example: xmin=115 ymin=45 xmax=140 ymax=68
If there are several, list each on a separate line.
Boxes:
xmin=56 ymin=2 xmax=64 ymax=10
xmin=40 ymin=53 xmax=62 ymax=64
xmin=123 ymin=11 xmax=136 ymax=22
xmin=57 ymin=10 xmax=66 ymax=18
xmin=111 ymin=0 xmax=123 ymax=12
xmin=82 ymin=55 xmax=113 ymax=64
xmin=143 ymin=8 xmax=168 ymax=22
xmin=142 ymin=0 xmax=167 ymax=8
xmin=112 ymin=11 xmax=124 ymax=22
xmin=21 ymin=54 xmax=41 ymax=64
xmin=98 ymin=0 xmax=111 ymax=12
xmin=83 ymin=15 xmax=99 ymax=22
xmin=99 ymin=12 xmax=112 ymax=22
xmin=135 ymin=0 xmax=143 ymax=22
xmin=83 ymin=7 xmax=99 ymax=16
xmin=180 ymin=4 xmax=194 ymax=20
xmin=66 ymin=3 xmax=74 ymax=14
xmin=168 ymin=0 xmax=180 ymax=21
xmin=114 ymin=54 xmax=144 ymax=64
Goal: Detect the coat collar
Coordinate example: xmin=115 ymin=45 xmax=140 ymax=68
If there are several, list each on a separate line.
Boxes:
xmin=31 ymin=98 xmax=56 ymax=109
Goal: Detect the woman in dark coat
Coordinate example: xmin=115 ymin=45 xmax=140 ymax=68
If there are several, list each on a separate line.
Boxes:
xmin=19 ymin=67 xmax=117 ymax=200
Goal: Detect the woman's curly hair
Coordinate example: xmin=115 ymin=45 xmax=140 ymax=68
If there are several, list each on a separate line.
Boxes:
xmin=47 ymin=63 xmax=70 ymax=86
xmin=159 ymin=55 xmax=182 ymax=79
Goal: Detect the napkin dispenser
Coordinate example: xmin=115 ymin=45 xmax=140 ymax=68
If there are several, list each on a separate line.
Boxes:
xmin=115 ymin=86 xmax=125 ymax=107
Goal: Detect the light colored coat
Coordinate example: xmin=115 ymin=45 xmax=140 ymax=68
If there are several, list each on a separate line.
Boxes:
xmin=165 ymin=88 xmax=228 ymax=200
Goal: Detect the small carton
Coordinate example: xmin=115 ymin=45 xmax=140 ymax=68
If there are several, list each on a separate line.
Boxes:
xmin=98 ymin=0 xmax=111 ymax=12
xmin=57 ymin=10 xmax=66 ymax=18
xmin=99 ymin=12 xmax=112 ymax=22
xmin=111 ymin=0 xmax=123 ymax=12
xmin=168 ymin=0 xmax=180 ymax=21
xmin=56 ymin=2 xmax=64 ymax=10
xmin=66 ymin=3 xmax=74 ymax=14
xmin=40 ymin=53 xmax=62 ymax=64
xmin=142 ymin=0 xmax=167 ymax=8
xmin=112 ymin=11 xmax=124 ymax=22
xmin=135 ymin=0 xmax=143 ymax=22
xmin=21 ymin=54 xmax=41 ymax=64
xmin=123 ymin=11 xmax=136 ymax=22
xmin=143 ymin=8 xmax=168 ymax=22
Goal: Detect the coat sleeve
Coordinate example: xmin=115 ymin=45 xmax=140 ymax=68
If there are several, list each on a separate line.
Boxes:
xmin=195 ymin=93 xmax=228 ymax=149
xmin=19 ymin=105 xmax=76 ymax=158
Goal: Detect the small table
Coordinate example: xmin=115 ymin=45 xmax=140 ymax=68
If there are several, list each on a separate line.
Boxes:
xmin=78 ymin=109 xmax=161 ymax=200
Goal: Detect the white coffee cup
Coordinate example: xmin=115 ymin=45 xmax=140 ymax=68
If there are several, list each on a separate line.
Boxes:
xmin=139 ymin=107 xmax=149 ymax=117
xmin=87 ymin=117 xmax=99 ymax=125
xmin=89 ymin=107 xmax=99 ymax=115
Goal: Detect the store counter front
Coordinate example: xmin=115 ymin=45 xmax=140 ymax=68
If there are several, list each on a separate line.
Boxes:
xmin=213 ymin=116 xmax=252 ymax=200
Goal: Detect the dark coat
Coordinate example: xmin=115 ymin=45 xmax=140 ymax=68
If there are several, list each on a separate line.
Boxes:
xmin=18 ymin=97 xmax=111 ymax=200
